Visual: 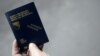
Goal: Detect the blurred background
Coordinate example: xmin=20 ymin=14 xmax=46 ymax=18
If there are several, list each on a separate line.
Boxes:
xmin=0 ymin=0 xmax=100 ymax=56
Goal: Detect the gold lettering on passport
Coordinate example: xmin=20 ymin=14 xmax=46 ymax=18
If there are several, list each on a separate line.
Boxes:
xmin=27 ymin=24 xmax=42 ymax=31
xmin=10 ymin=10 xmax=33 ymax=22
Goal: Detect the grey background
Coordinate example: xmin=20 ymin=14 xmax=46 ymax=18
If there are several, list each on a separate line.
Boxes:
xmin=0 ymin=0 xmax=100 ymax=56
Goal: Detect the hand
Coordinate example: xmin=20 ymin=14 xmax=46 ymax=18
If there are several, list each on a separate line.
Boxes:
xmin=12 ymin=40 xmax=48 ymax=56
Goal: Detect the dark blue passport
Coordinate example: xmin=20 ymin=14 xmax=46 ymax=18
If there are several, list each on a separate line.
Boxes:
xmin=5 ymin=2 xmax=49 ymax=52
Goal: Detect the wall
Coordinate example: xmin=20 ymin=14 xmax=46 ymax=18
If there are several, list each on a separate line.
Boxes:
xmin=0 ymin=0 xmax=100 ymax=56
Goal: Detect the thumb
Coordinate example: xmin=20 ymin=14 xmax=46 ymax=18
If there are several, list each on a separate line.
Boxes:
xmin=29 ymin=43 xmax=42 ymax=56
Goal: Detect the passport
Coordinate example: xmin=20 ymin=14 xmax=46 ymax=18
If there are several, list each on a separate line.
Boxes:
xmin=5 ymin=2 xmax=49 ymax=53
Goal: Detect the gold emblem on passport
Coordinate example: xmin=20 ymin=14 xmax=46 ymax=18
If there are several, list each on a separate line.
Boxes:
xmin=12 ymin=21 xmax=20 ymax=29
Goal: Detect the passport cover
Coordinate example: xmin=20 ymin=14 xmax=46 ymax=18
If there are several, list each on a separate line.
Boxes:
xmin=5 ymin=2 xmax=49 ymax=52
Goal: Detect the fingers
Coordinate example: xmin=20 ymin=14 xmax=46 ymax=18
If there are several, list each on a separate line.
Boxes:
xmin=12 ymin=40 xmax=20 ymax=55
xmin=12 ymin=40 xmax=48 ymax=56
xmin=29 ymin=43 xmax=42 ymax=56
xmin=42 ymin=52 xmax=48 ymax=56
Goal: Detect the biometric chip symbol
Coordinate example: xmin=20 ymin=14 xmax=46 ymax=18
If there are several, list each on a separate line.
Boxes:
xmin=20 ymin=38 xmax=27 ymax=44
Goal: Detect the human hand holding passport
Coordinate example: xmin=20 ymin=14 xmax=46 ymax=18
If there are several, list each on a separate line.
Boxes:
xmin=5 ymin=2 xmax=49 ymax=53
